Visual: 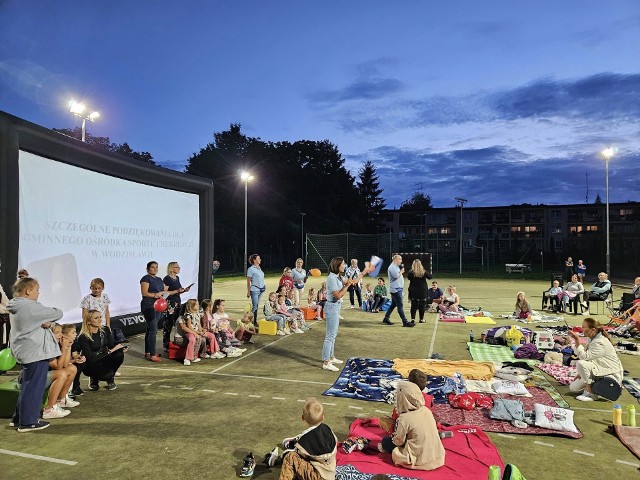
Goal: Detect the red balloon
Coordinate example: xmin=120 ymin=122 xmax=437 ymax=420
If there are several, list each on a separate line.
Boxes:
xmin=154 ymin=298 xmax=168 ymax=312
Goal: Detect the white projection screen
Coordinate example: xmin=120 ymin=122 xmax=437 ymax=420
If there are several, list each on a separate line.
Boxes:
xmin=18 ymin=150 xmax=201 ymax=324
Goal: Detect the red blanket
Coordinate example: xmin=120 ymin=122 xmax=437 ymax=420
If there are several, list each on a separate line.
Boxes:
xmin=337 ymin=418 xmax=504 ymax=480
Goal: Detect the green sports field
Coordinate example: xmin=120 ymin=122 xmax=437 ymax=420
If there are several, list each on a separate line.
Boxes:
xmin=1 ymin=276 xmax=639 ymax=480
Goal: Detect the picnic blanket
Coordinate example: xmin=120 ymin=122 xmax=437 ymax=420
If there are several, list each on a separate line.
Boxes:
xmin=336 ymin=418 xmax=504 ymax=480
xmin=467 ymin=342 xmax=539 ymax=365
xmin=536 ymin=363 xmax=578 ymax=385
xmin=465 ymin=316 xmax=496 ymax=325
xmin=610 ymin=424 xmax=640 ymax=460
xmin=323 ymin=358 xmax=402 ymax=403
xmin=623 ymin=377 xmax=640 ymax=404
xmin=500 ymin=312 xmax=565 ymax=323
xmin=393 ymin=359 xmax=495 ymax=381
xmin=438 ymin=313 xmax=465 ymax=322
xmin=431 ymin=386 xmax=582 ymax=439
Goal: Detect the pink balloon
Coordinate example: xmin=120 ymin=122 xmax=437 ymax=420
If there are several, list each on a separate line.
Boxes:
xmin=154 ymin=298 xmax=168 ymax=312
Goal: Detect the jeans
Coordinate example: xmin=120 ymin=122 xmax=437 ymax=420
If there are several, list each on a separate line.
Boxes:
xmin=384 ymin=290 xmax=408 ymax=323
xmin=142 ymin=304 xmax=161 ymax=355
xmin=322 ymin=302 xmax=341 ymax=361
xmin=250 ymin=289 xmax=264 ymax=324
xmin=13 ymin=360 xmax=49 ymax=427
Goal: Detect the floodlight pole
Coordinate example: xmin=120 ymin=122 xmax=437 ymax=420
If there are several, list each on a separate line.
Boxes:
xmin=455 ymin=197 xmax=467 ymax=274
xmin=600 ymin=148 xmax=614 ymax=277
xmin=240 ymin=171 xmax=254 ymax=275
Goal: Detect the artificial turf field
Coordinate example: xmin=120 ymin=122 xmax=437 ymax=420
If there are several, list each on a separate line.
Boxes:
xmin=1 ymin=275 xmax=639 ymax=480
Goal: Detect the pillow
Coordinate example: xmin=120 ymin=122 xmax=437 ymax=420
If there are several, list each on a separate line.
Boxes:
xmin=534 ymin=403 xmax=579 ymax=433
xmin=492 ymin=380 xmax=530 ymax=396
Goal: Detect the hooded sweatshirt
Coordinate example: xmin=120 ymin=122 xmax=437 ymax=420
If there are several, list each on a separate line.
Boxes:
xmin=8 ymin=297 xmax=62 ymax=364
xmin=392 ymin=381 xmax=446 ymax=471
xmin=294 ymin=423 xmax=337 ymax=480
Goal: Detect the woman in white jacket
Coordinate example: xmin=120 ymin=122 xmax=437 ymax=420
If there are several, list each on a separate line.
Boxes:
xmin=568 ymin=318 xmax=624 ymax=401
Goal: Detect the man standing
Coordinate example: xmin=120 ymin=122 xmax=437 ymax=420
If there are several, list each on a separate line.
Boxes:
xmin=382 ymin=255 xmax=414 ymax=327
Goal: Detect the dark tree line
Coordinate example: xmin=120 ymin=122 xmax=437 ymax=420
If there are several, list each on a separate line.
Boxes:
xmin=184 ymin=124 xmax=389 ymax=269
xmin=53 ymin=127 xmax=155 ymax=164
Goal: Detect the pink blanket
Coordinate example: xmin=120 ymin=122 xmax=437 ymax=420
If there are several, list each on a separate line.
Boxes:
xmin=536 ymin=363 xmax=578 ymax=385
xmin=337 ymin=418 xmax=504 ymax=480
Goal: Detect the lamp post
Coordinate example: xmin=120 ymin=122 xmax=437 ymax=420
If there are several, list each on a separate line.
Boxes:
xmin=69 ymin=100 xmax=99 ymax=142
xmin=300 ymin=213 xmax=306 ymax=260
xmin=240 ymin=170 xmax=254 ymax=275
xmin=600 ymin=147 xmax=614 ymax=276
xmin=455 ymin=197 xmax=468 ymax=274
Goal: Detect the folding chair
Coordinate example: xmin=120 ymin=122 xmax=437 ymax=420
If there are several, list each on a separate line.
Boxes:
xmin=586 ymin=287 xmax=613 ymax=315
xmin=541 ymin=273 xmax=564 ymax=310
xmin=606 ymin=302 xmax=640 ymax=328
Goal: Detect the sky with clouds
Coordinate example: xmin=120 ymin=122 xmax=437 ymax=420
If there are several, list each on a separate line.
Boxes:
xmin=1 ymin=1 xmax=639 ymax=208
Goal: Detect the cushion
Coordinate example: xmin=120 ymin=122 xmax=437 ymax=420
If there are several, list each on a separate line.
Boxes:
xmin=492 ymin=380 xmax=529 ymax=396
xmin=534 ymin=403 xmax=579 ymax=433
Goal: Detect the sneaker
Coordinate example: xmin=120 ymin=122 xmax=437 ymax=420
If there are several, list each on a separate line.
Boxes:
xmin=350 ymin=305 xmax=355 ymax=309
xmin=329 ymin=357 xmax=343 ymax=364
xmin=43 ymin=406 xmax=70 ymax=419
xmin=284 ymin=328 xmax=291 ymax=335
xmin=419 ymin=319 xmax=426 ymax=323
xmin=193 ymin=358 xmax=202 ymax=363
xmin=184 ymin=359 xmax=191 ymax=366
xmin=115 ymin=371 xmax=122 ymax=377
xmin=88 ymin=378 xmax=99 ymax=391
xmin=203 ymin=354 xmax=211 ymax=359
xmin=71 ymin=387 xmax=84 ymax=397
xmin=576 ymin=391 xmax=599 ymax=402
xmin=294 ymin=329 xmax=304 ymax=334
xmin=339 ymin=315 xmax=345 ymax=320
xmin=57 ymin=396 xmax=80 ymax=408
xmin=282 ymin=437 xmax=297 ymax=449
xmin=342 ymin=436 xmax=359 ymax=454
xmin=107 ymin=381 xmax=117 ymax=391
xmin=402 ymin=322 xmax=416 ymax=328
xmin=322 ymin=363 xmax=339 ymax=372
xmin=227 ymin=349 xmax=243 ymax=358
xmin=213 ymin=352 xmax=225 ymax=359
xmin=382 ymin=319 xmax=394 ymax=325
xmin=581 ymin=301 xmax=588 ymax=309
xmin=236 ymin=348 xmax=247 ymax=353
xmin=276 ymin=330 xmax=285 ymax=336
xmin=240 ymin=452 xmax=256 ymax=477
xmin=266 ymin=447 xmax=279 ymax=467
xmin=17 ymin=421 xmax=50 ymax=432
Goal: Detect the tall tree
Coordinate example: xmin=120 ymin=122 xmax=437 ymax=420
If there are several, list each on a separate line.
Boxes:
xmin=357 ymin=161 xmax=386 ymax=233
xmin=399 ymin=192 xmax=433 ymax=211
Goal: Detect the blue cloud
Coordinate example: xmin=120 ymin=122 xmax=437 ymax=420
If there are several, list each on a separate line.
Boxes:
xmin=309 ymin=77 xmax=403 ymax=104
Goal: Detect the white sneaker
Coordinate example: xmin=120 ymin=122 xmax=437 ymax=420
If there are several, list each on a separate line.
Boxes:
xmin=43 ymin=406 xmax=70 ymax=419
xmin=184 ymin=359 xmax=191 ymax=366
xmin=266 ymin=447 xmax=279 ymax=467
xmin=322 ymin=363 xmax=339 ymax=372
xmin=203 ymin=354 xmax=211 ymax=359
xmin=227 ymin=349 xmax=243 ymax=358
xmin=329 ymin=357 xmax=344 ymax=364
xmin=236 ymin=348 xmax=247 ymax=353
xmin=294 ymin=329 xmax=304 ymax=334
xmin=115 ymin=371 xmax=122 ymax=377
xmin=193 ymin=358 xmax=202 ymax=363
xmin=276 ymin=330 xmax=285 ymax=336
xmin=284 ymin=328 xmax=292 ymax=335
xmin=581 ymin=301 xmax=588 ymax=309
xmin=350 ymin=305 xmax=355 ymax=309
xmin=213 ymin=352 xmax=225 ymax=359
xmin=57 ymin=396 xmax=80 ymax=408
xmin=339 ymin=315 xmax=345 ymax=320
xmin=576 ymin=391 xmax=599 ymax=402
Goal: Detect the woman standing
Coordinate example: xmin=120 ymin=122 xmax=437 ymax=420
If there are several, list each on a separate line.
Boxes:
xmin=246 ymin=254 xmax=265 ymax=326
xmin=576 ymin=260 xmax=587 ymax=284
xmin=407 ymin=259 xmax=430 ymax=323
xmin=140 ymin=261 xmax=168 ymax=362
xmin=322 ymin=257 xmax=371 ymax=371
xmin=345 ymin=259 xmax=363 ymax=309
xmin=162 ymin=262 xmax=192 ymax=350
xmin=565 ymin=257 xmax=574 ymax=281
xmin=291 ymin=258 xmax=307 ymax=307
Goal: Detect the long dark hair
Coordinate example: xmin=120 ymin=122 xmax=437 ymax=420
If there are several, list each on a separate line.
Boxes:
xmin=213 ymin=298 xmax=225 ymax=312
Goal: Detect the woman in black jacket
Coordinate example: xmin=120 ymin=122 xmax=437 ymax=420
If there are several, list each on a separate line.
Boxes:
xmin=407 ymin=259 xmax=431 ymax=323
xmin=78 ymin=309 xmax=127 ymax=391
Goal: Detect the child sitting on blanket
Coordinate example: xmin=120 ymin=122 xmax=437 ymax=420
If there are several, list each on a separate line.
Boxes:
xmin=378 ymin=381 xmax=445 ymax=470
xmin=261 ymin=397 xmax=337 ymax=478
xmin=514 ymin=292 xmax=532 ymax=321
xmin=377 ymin=381 xmax=445 ymax=471
xmin=379 ymin=369 xmax=434 ymax=432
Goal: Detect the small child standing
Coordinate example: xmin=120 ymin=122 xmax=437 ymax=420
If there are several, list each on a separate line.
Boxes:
xmin=264 ymin=292 xmax=288 ymax=335
xmin=514 ymin=291 xmax=532 ymax=321
xmin=262 ymin=397 xmax=337 ymax=480
xmin=8 ymin=277 xmax=62 ymax=431
xmin=235 ymin=312 xmax=257 ymax=344
xmin=363 ymin=283 xmax=374 ymax=312
xmin=79 ymin=278 xmax=111 ymax=328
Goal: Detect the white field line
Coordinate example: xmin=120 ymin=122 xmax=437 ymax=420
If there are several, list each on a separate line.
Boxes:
xmin=0 ymin=448 xmax=77 ymax=466
xmin=225 ymin=392 xmax=238 ymax=396
xmin=427 ymin=315 xmax=439 ymax=358
xmin=248 ymin=394 xmax=262 ymax=398
xmin=121 ymin=365 xmax=332 ymax=386
xmin=209 ymin=335 xmax=289 ymax=373
xmin=158 ymin=385 xmax=171 ymax=389
xmin=375 ymin=410 xmax=388 ymax=414
xmin=616 ymin=459 xmax=640 ymax=467
xmin=573 ymin=450 xmax=594 ymax=457
xmin=572 ymin=407 xmax=612 ymax=413
xmin=534 ymin=441 xmax=554 ymax=447
xmin=348 ymin=405 xmax=363 ymax=410
xmin=272 ymin=396 xmax=286 ymax=400
xmin=322 ymin=402 xmax=336 ymax=406
xmin=497 ymin=434 xmax=517 ymax=439
xmin=202 ymin=389 xmax=217 ymax=393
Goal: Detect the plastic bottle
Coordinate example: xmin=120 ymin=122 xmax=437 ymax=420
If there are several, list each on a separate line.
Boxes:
xmin=613 ymin=404 xmax=623 ymax=426
xmin=469 ymin=330 xmax=474 ymax=342
xmin=488 ymin=465 xmax=501 ymax=480
xmin=627 ymin=404 xmax=636 ymax=427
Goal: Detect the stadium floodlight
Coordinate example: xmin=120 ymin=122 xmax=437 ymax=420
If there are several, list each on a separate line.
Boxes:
xmin=69 ymin=99 xmax=100 ymax=142
xmin=455 ymin=198 xmax=467 ymax=274
xmin=240 ymin=170 xmax=254 ymax=275
xmin=600 ymin=147 xmax=615 ymax=276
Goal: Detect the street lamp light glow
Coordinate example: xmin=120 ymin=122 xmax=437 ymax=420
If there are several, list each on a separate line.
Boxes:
xmin=69 ymin=99 xmax=100 ymax=142
xmin=69 ymin=100 xmax=85 ymax=116
xmin=600 ymin=146 xmax=615 ymax=276
xmin=88 ymin=111 xmax=100 ymax=122
xmin=601 ymin=147 xmax=614 ymax=160
xmin=240 ymin=171 xmax=254 ymax=182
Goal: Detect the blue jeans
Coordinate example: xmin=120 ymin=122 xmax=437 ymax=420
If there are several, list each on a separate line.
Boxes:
xmin=13 ymin=360 xmax=49 ymax=427
xmin=142 ymin=304 xmax=161 ymax=355
xmin=250 ymin=289 xmax=264 ymax=324
xmin=384 ymin=290 xmax=408 ymax=323
xmin=322 ymin=302 xmax=341 ymax=361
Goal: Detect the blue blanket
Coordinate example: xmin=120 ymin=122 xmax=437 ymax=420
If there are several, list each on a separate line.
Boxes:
xmin=322 ymin=358 xmax=402 ymax=403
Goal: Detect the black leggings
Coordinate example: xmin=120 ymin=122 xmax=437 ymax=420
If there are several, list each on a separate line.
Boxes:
xmin=83 ymin=350 xmax=125 ymax=382
xmin=410 ymin=298 xmax=427 ymax=321
xmin=162 ymin=302 xmax=181 ymax=348
xmin=348 ymin=285 xmax=362 ymax=307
